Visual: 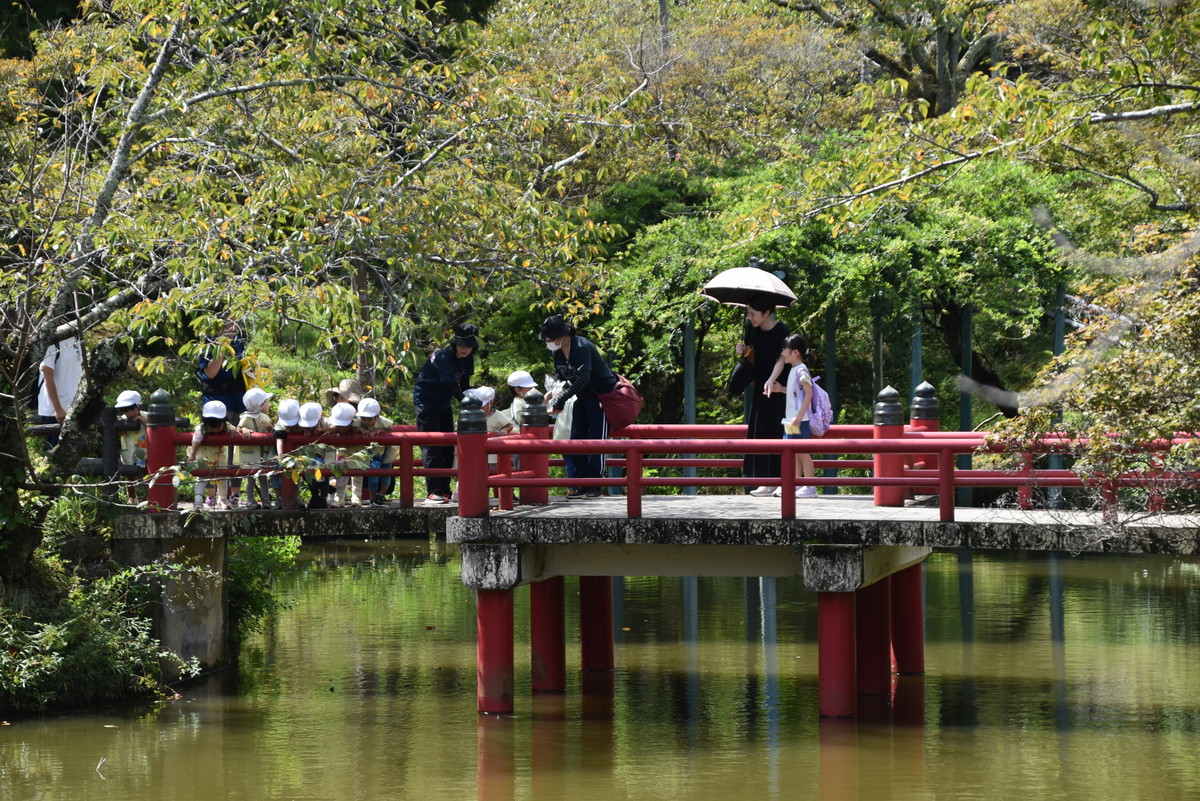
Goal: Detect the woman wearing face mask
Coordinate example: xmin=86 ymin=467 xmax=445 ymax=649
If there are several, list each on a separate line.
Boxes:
xmin=538 ymin=315 xmax=616 ymax=499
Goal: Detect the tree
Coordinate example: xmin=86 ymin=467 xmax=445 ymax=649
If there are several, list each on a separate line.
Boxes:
xmin=0 ymin=0 xmax=653 ymax=581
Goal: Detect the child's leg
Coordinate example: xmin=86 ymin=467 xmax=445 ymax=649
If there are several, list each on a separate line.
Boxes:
xmin=215 ymin=479 xmax=230 ymax=510
xmin=194 ymin=478 xmax=208 ymax=507
xmin=349 ymin=476 xmax=362 ymax=506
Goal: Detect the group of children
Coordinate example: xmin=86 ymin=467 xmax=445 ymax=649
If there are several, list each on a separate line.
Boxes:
xmin=112 ymin=371 xmax=542 ymax=511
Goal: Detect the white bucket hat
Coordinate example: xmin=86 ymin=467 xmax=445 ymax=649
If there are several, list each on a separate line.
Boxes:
xmin=356 ymin=397 xmax=382 ymax=418
xmin=243 ymin=386 xmax=273 ymax=412
xmin=201 ymin=400 xmax=227 ymax=420
xmin=277 ymin=398 xmax=301 ymax=427
xmin=507 ymin=370 xmax=536 ymax=389
xmin=298 ymin=401 xmax=323 ymax=428
xmin=115 ymin=390 xmax=141 ymax=409
xmin=329 ymin=402 xmax=356 ymax=427
xmin=465 ymin=386 xmax=496 ymax=406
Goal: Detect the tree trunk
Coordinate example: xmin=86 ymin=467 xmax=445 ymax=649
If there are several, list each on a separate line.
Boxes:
xmin=0 ymin=412 xmax=43 ymax=584
xmin=931 ymin=302 xmax=1019 ymax=418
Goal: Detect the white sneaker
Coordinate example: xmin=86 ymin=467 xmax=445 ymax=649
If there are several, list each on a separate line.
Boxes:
xmin=749 ymin=486 xmax=774 ymax=497
xmin=214 ymin=498 xmax=230 ymax=511
xmin=772 ymin=487 xmax=782 ymax=497
xmin=349 ymin=493 xmax=362 ymax=508
xmin=797 ymin=486 xmax=818 ymax=498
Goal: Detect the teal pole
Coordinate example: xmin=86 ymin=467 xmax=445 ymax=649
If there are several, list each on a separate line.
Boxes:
xmin=957 ymin=303 xmax=973 ymax=507
xmin=683 ymin=317 xmax=697 ymax=495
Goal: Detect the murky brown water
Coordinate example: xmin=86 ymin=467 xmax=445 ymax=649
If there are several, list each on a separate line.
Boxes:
xmin=5 ymin=542 xmax=1200 ymax=800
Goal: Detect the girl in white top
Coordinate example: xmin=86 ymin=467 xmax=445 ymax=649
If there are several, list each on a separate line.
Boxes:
xmin=781 ymin=334 xmax=818 ymax=498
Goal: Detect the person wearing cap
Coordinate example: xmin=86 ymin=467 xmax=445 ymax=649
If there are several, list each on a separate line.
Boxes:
xmin=114 ymin=390 xmax=147 ymax=504
xmin=236 ymin=387 xmax=275 ymax=510
xmin=506 ymin=370 xmax=537 ymax=425
xmin=288 ymin=400 xmax=333 ymax=509
xmin=273 ymin=399 xmax=306 ymax=508
xmin=413 ymin=323 xmax=479 ymax=504
xmin=354 ymin=397 xmax=399 ymax=506
xmin=324 ymin=401 xmax=360 ymax=507
xmin=466 ymin=387 xmax=514 ymax=471
xmin=538 ymin=315 xmax=617 ymax=499
xmin=323 ymin=378 xmax=365 ymax=409
xmin=187 ymin=400 xmax=245 ymax=510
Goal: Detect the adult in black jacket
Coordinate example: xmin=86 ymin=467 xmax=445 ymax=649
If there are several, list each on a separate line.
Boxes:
xmin=413 ymin=323 xmax=478 ymax=503
xmin=539 ymin=315 xmax=616 ymax=499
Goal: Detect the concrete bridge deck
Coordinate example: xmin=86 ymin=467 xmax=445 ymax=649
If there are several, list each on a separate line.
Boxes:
xmin=114 ymin=493 xmax=1200 ymax=555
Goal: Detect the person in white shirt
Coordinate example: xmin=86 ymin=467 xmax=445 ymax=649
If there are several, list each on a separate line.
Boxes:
xmin=777 ymin=333 xmax=818 ymax=499
xmin=38 ymin=336 xmax=84 ymax=446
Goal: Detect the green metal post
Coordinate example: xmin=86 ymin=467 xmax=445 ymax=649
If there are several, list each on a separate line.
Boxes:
xmin=957 ymin=303 xmax=973 ymax=507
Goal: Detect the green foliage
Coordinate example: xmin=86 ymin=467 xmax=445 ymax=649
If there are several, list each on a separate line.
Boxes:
xmin=0 ymin=558 xmax=202 ymax=714
xmin=226 ymin=536 xmax=301 ymax=648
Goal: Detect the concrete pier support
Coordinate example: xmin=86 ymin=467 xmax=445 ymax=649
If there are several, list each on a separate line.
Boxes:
xmin=113 ymin=536 xmax=228 ymax=677
xmin=530 ymin=577 xmax=566 ymax=692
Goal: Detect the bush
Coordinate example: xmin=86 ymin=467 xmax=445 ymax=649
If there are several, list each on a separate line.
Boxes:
xmin=0 ymin=558 xmax=204 ymax=715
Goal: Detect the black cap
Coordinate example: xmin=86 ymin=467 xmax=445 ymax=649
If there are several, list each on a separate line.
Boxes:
xmin=538 ymin=315 xmax=572 ymax=341
xmin=451 ymin=323 xmax=479 ymax=350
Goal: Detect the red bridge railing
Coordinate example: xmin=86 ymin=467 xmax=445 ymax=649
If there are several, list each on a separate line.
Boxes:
xmin=131 ymin=387 xmax=1190 ymax=522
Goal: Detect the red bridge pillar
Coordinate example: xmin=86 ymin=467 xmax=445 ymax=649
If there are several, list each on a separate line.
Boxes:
xmin=580 ymin=576 xmax=614 ymax=672
xmin=477 ymin=588 xmax=514 ymax=714
xmin=856 ymin=578 xmax=892 ymax=696
xmin=818 ymin=591 xmax=857 ymax=718
xmin=530 ymin=576 xmax=566 ymax=692
xmin=890 ymin=562 xmax=925 ymax=675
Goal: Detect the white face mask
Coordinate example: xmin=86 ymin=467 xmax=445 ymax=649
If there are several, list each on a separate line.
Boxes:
xmin=545 ymin=341 xmax=562 ymax=352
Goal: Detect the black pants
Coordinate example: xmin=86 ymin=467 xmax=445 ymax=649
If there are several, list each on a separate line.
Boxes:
xmin=417 ymin=406 xmax=455 ymax=496
xmin=743 ymin=388 xmax=785 ymax=484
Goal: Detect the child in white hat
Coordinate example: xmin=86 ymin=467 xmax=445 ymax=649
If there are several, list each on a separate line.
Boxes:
xmin=352 ymin=398 xmax=399 ymax=506
xmin=114 ymin=390 xmax=147 ymax=504
xmin=237 ymin=387 xmax=275 ymax=509
xmin=325 ymin=401 xmax=358 ymax=507
xmin=506 ymin=371 xmax=537 ymax=426
xmin=187 ymin=400 xmax=241 ymax=510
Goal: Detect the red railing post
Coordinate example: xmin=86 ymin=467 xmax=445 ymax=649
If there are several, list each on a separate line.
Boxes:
xmin=874 ymin=386 xmax=906 ymax=507
xmin=780 ymin=442 xmax=796 ymax=520
xmin=399 ymin=435 xmax=415 ymax=508
xmin=626 ymin=449 xmax=642 ymax=519
xmin=818 ymin=591 xmax=857 ymax=718
xmin=1017 ymin=454 xmax=1034 ymax=510
xmin=144 ymin=388 xmax=178 ymax=512
xmin=457 ymin=395 xmax=490 ymax=517
xmin=519 ymin=390 xmax=551 ymax=506
xmin=939 ymin=448 xmax=956 ymax=522
xmin=909 ymin=381 xmax=940 ymax=475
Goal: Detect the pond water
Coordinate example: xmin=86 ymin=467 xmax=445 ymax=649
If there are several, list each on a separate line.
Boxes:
xmin=5 ymin=541 xmax=1200 ymax=800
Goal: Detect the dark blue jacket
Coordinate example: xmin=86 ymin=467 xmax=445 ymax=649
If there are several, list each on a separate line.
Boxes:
xmin=413 ymin=346 xmax=474 ymax=411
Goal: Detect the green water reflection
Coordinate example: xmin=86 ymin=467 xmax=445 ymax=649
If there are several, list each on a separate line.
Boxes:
xmin=5 ymin=543 xmax=1200 ymax=800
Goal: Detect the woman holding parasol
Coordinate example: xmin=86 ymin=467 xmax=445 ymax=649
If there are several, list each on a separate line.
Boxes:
xmin=701 ymin=263 xmax=796 ymax=496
